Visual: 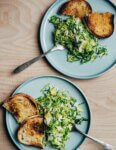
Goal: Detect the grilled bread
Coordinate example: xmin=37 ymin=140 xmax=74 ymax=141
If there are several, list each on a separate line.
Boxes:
xmin=17 ymin=116 xmax=44 ymax=148
xmin=61 ymin=0 xmax=92 ymax=19
xmin=84 ymin=12 xmax=114 ymax=38
xmin=3 ymin=93 xmax=39 ymax=123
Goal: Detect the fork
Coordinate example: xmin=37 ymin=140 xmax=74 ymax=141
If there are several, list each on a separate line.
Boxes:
xmin=13 ymin=45 xmax=64 ymax=73
xmin=74 ymin=124 xmax=115 ymax=150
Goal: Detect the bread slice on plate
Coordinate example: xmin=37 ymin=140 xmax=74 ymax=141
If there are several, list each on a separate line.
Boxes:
xmin=3 ymin=93 xmax=39 ymax=123
xmin=84 ymin=12 xmax=114 ymax=38
xmin=61 ymin=0 xmax=92 ymax=19
xmin=17 ymin=115 xmax=44 ymax=148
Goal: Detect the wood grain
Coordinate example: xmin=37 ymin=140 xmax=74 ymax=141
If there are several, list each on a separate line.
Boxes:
xmin=0 ymin=0 xmax=116 ymax=150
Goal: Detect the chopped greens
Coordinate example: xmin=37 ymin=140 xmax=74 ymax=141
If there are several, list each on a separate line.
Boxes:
xmin=36 ymin=84 xmax=84 ymax=150
xmin=49 ymin=16 xmax=108 ymax=63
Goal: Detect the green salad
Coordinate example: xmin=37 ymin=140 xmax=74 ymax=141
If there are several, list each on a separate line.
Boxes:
xmin=36 ymin=84 xmax=84 ymax=150
xmin=49 ymin=16 xmax=108 ymax=63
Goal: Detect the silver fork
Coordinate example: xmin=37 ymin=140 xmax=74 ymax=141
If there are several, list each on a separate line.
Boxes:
xmin=74 ymin=124 xmax=115 ymax=150
xmin=13 ymin=45 xmax=64 ymax=73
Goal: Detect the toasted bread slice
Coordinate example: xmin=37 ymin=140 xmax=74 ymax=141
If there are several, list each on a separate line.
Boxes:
xmin=3 ymin=93 xmax=39 ymax=123
xmin=17 ymin=115 xmax=44 ymax=148
xmin=61 ymin=0 xmax=92 ymax=19
xmin=84 ymin=12 xmax=114 ymax=38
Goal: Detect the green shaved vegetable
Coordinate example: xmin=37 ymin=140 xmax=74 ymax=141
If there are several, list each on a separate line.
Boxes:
xmin=36 ymin=84 xmax=84 ymax=150
xmin=49 ymin=16 xmax=108 ymax=63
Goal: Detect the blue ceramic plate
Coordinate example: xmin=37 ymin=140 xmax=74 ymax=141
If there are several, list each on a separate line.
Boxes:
xmin=6 ymin=75 xmax=91 ymax=150
xmin=40 ymin=0 xmax=116 ymax=79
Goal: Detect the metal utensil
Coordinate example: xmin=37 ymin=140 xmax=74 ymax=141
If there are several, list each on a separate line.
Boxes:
xmin=13 ymin=45 xmax=64 ymax=73
xmin=74 ymin=124 xmax=115 ymax=150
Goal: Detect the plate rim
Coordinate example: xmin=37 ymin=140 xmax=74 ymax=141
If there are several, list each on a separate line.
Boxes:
xmin=40 ymin=0 xmax=116 ymax=79
xmin=6 ymin=74 xmax=91 ymax=150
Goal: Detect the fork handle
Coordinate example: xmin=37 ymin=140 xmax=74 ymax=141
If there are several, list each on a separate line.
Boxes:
xmin=85 ymin=134 xmax=114 ymax=150
xmin=13 ymin=55 xmax=42 ymax=73
xmin=75 ymin=126 xmax=115 ymax=150
xmin=78 ymin=129 xmax=114 ymax=150
xmin=13 ymin=49 xmax=53 ymax=73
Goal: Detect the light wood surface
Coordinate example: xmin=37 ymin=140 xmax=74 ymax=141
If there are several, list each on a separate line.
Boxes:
xmin=0 ymin=0 xmax=116 ymax=150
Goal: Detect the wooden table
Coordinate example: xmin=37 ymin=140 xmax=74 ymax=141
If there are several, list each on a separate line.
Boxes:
xmin=0 ymin=0 xmax=116 ymax=149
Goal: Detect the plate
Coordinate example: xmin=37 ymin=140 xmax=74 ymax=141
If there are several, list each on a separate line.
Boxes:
xmin=40 ymin=0 xmax=116 ymax=79
xmin=6 ymin=75 xmax=91 ymax=150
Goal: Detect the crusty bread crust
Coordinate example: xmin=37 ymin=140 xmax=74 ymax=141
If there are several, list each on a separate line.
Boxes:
xmin=61 ymin=0 xmax=92 ymax=19
xmin=17 ymin=115 xmax=44 ymax=148
xmin=3 ymin=93 xmax=39 ymax=123
xmin=84 ymin=12 xmax=114 ymax=38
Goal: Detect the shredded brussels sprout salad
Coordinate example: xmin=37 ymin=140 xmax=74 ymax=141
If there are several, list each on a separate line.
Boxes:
xmin=49 ymin=16 xmax=108 ymax=63
xmin=36 ymin=84 xmax=86 ymax=150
